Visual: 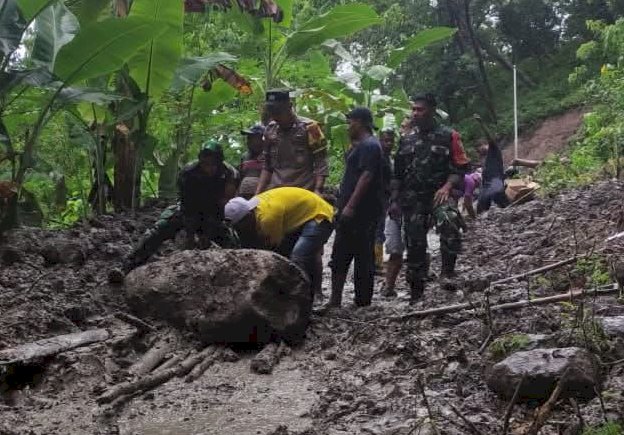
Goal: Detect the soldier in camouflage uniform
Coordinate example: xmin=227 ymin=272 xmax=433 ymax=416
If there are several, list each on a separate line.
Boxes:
xmin=389 ymin=94 xmax=470 ymax=303
xmin=108 ymin=141 xmax=239 ymax=282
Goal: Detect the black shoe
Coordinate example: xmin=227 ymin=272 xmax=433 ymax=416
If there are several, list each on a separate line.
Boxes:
xmin=409 ymin=280 xmax=424 ymax=305
xmin=107 ymin=268 xmax=125 ymax=284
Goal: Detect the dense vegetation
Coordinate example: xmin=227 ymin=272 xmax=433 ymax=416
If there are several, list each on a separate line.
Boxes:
xmin=1 ymin=0 xmax=623 ymax=228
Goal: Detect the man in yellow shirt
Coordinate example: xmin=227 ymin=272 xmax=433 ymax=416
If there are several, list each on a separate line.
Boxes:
xmin=225 ymin=187 xmax=334 ymax=296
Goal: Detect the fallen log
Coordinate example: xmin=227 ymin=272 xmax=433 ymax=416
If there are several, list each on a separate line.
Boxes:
xmin=250 ymin=342 xmax=280 ymax=375
xmin=0 ymin=329 xmax=110 ymax=366
xmin=392 ymin=285 xmax=619 ymax=322
xmin=128 ymin=340 xmax=173 ymax=376
xmin=154 ymin=352 xmax=187 ymax=372
xmin=185 ymin=347 xmax=218 ymax=383
xmin=526 ymin=370 xmax=569 ymax=435
xmin=97 ymin=346 xmax=213 ymax=404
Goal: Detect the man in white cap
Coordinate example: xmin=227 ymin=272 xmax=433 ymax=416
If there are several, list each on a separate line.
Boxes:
xmin=225 ymin=187 xmax=334 ymax=298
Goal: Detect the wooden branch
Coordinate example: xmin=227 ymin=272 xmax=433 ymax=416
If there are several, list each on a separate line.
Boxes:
xmin=417 ymin=374 xmax=440 ymax=435
xmin=154 ymin=352 xmax=186 ymax=373
xmin=492 ymin=256 xmax=580 ymax=286
xmin=501 ymin=375 xmax=526 ymax=435
xmin=97 ymin=346 xmax=213 ymax=404
xmin=250 ymin=343 xmax=280 ymax=375
xmin=447 ymin=402 xmax=484 ymax=435
xmin=0 ymin=329 xmax=110 ymax=366
xmin=526 ymin=371 xmax=569 ymax=435
xmin=185 ymin=346 xmax=218 ymax=383
xmin=114 ymin=311 xmax=156 ymax=333
xmin=392 ymin=285 xmax=619 ymax=322
xmin=128 ymin=340 xmax=173 ymax=376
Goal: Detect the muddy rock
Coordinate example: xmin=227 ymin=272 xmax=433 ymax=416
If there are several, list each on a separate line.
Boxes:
xmin=598 ymin=316 xmax=624 ymax=338
xmin=125 ymin=249 xmax=312 ymax=345
xmin=40 ymin=239 xmax=87 ymax=266
xmin=487 ymin=347 xmax=602 ymax=401
xmin=1 ymin=246 xmax=22 ymax=265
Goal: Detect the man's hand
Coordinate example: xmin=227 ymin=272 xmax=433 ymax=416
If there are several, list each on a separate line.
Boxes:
xmin=434 ymin=185 xmax=451 ymax=206
xmin=388 ymin=201 xmax=401 ymax=220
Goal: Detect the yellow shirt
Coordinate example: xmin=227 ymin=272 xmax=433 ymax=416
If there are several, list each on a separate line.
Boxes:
xmin=255 ymin=187 xmax=334 ymax=246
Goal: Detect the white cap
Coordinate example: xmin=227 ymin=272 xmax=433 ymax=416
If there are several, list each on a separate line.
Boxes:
xmin=224 ymin=196 xmax=260 ymax=224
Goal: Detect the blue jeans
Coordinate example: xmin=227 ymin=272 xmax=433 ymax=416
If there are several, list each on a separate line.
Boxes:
xmin=278 ymin=219 xmax=333 ymax=289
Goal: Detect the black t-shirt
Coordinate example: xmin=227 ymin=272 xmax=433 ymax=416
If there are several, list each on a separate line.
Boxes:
xmin=337 ymin=136 xmax=384 ymax=221
xmin=483 ymin=140 xmax=505 ymax=182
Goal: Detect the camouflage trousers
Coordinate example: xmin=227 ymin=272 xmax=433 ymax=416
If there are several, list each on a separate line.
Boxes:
xmin=125 ymin=204 xmax=239 ymax=271
xmin=402 ymin=198 xmax=465 ymax=283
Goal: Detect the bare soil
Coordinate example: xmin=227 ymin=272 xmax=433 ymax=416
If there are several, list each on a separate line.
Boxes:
xmin=502 ymin=108 xmax=586 ymax=164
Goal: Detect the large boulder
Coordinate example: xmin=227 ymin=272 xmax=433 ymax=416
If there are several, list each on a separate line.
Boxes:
xmin=486 ymin=347 xmax=602 ymax=402
xmin=124 ymin=249 xmax=312 ymax=345
xmin=598 ymin=316 xmax=624 ymax=338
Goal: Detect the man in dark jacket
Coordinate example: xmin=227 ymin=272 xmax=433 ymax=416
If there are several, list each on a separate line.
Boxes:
xmin=108 ymin=140 xmax=238 ymax=282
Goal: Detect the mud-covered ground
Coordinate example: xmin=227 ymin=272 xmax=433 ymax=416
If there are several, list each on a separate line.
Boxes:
xmin=1 ymin=182 xmax=624 ymax=434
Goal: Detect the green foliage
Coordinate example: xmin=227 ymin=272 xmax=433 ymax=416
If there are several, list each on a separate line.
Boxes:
xmin=54 ymin=16 xmax=166 ymax=84
xmin=31 ymin=1 xmax=79 ymax=71
xmin=387 ymin=27 xmax=456 ymax=68
xmin=582 ymin=422 xmax=623 ymax=435
xmin=0 ymin=0 xmax=27 ymax=61
xmin=575 ymin=255 xmax=612 ymax=286
xmin=488 ymin=333 xmax=532 ymax=360
xmin=128 ymin=0 xmax=184 ymax=100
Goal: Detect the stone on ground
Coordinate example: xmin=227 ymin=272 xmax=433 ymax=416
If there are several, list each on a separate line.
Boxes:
xmin=486 ymin=347 xmax=602 ymax=401
xmin=124 ymin=249 xmax=312 ymax=345
xmin=598 ymin=316 xmax=624 ymax=338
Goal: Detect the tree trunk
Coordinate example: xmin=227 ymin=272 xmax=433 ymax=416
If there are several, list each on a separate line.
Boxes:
xmin=112 ymin=124 xmax=141 ymax=212
xmin=478 ymin=36 xmax=537 ymax=88
xmin=462 ymin=0 xmax=497 ymax=122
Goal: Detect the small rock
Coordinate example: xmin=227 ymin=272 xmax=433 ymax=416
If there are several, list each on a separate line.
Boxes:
xmin=1 ymin=247 xmax=22 ymax=265
xmin=598 ymin=317 xmax=624 ymax=338
xmin=487 ymin=347 xmax=601 ymax=402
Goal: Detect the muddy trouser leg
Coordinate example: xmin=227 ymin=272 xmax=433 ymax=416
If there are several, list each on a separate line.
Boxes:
xmin=490 ymin=178 xmax=510 ymax=208
xmin=126 ymin=209 xmax=183 ymax=271
xmin=290 ymin=220 xmax=334 ymax=297
xmin=352 ymin=219 xmax=377 ymax=307
xmin=404 ymin=208 xmax=429 ymax=286
xmin=434 ymin=203 xmax=463 ymax=275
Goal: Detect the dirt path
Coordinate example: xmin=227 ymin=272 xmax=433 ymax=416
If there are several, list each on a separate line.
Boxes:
xmin=502 ymin=108 xmax=585 ymax=164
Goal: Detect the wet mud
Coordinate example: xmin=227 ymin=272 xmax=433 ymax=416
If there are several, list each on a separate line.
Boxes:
xmin=2 ymin=182 xmax=624 ymax=434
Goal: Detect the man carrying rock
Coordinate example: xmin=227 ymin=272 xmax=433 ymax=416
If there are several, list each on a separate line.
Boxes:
xmin=224 ymin=187 xmax=334 ymax=294
xmin=109 ymin=141 xmax=239 ymax=282
xmin=238 ymin=123 xmax=265 ymax=199
xmin=327 ymin=107 xmax=384 ymax=308
xmin=389 ymin=94 xmax=470 ymax=303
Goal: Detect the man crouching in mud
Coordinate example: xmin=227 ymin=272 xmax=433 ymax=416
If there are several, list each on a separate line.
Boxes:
xmin=108 ymin=141 xmax=239 ymax=283
xmin=224 ymin=187 xmax=334 ymax=301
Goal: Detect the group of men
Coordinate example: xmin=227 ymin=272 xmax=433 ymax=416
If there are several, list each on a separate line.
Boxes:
xmin=110 ymin=89 xmax=512 ymax=308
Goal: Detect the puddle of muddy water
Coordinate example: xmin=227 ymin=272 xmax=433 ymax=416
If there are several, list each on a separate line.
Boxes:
xmin=118 ymin=356 xmax=316 ymax=435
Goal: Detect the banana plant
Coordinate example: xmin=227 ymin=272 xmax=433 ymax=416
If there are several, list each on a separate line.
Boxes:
xmin=0 ymin=0 xmax=165 ymax=225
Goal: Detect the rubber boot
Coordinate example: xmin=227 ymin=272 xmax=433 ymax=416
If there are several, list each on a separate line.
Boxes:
xmin=441 ymin=253 xmax=457 ymax=277
xmin=409 ymin=279 xmax=424 ymax=305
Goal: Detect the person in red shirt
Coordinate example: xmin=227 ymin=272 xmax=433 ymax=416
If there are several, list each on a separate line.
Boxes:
xmin=238 ymin=124 xmax=265 ymax=199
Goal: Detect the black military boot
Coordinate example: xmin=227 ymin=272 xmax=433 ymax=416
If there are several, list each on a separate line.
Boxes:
xmin=409 ymin=279 xmax=424 ymax=305
xmin=440 ymin=253 xmax=457 ymax=277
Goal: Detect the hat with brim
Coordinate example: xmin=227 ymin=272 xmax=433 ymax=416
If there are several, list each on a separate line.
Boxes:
xmin=225 ymin=196 xmax=260 ymax=224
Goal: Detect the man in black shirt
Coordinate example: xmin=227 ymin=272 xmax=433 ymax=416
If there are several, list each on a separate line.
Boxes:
xmin=327 ymin=107 xmax=384 ymax=308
